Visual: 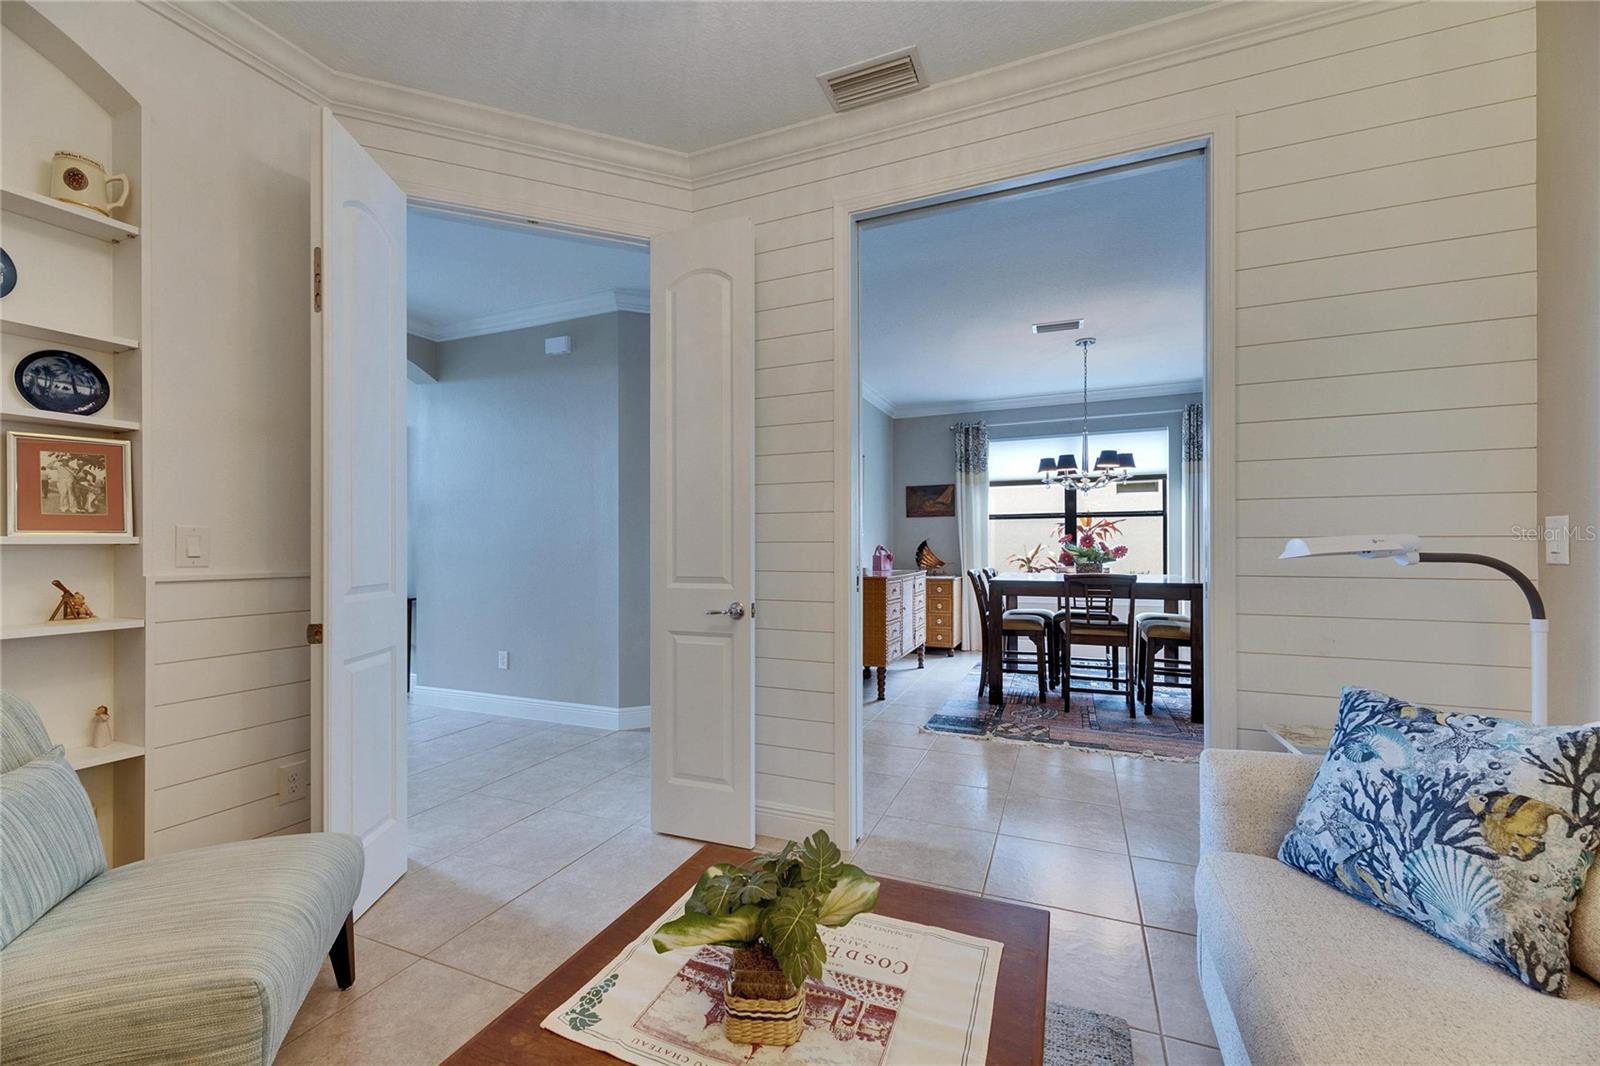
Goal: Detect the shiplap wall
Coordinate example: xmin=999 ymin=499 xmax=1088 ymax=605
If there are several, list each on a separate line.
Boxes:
xmin=146 ymin=575 xmax=312 ymax=855
xmin=329 ymin=2 xmax=1538 ymax=831
xmin=693 ymin=0 xmax=1539 ymax=787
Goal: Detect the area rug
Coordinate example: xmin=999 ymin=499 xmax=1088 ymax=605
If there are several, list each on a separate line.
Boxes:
xmin=1043 ymin=1002 xmax=1134 ymax=1066
xmin=922 ymin=663 xmax=1202 ymax=760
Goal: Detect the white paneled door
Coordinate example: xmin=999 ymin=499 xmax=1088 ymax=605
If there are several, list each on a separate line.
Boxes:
xmin=649 ymin=217 xmax=757 ymax=847
xmin=311 ymin=111 xmax=408 ymax=916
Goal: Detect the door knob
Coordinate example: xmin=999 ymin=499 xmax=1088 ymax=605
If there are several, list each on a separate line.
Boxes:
xmin=705 ymin=601 xmax=746 ymax=620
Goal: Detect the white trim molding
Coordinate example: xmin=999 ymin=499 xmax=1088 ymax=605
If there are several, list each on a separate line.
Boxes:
xmin=411 ymin=685 xmax=650 ymax=731
xmin=408 ymin=287 xmax=650 ymax=343
xmin=144 ymin=0 xmax=693 ymax=188
xmin=755 ymin=799 xmax=837 ymax=843
xmin=881 ymin=379 xmax=1206 ymax=421
xmin=151 ymin=0 xmax=1363 ymax=193
xmin=831 ymin=115 xmax=1240 ymax=843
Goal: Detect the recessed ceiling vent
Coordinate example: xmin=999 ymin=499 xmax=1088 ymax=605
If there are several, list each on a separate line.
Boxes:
xmin=818 ymin=48 xmax=925 ymax=112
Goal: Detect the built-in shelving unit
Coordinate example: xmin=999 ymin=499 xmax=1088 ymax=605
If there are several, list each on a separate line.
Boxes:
xmin=0 ymin=405 xmax=141 ymax=432
xmin=0 ymin=534 xmax=141 ymax=545
xmin=0 ymin=187 xmax=139 ymax=242
xmin=1 ymin=617 xmax=146 ymax=641
xmin=1 ymin=315 xmax=139 ymax=354
xmin=66 ymin=741 xmax=145 ymax=772
xmin=1 ymin=5 xmax=149 ymax=867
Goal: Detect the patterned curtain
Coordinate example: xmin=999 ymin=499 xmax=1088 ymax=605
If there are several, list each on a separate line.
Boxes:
xmin=1181 ymin=403 xmax=1204 ymax=582
xmin=953 ymin=422 xmax=990 ymax=651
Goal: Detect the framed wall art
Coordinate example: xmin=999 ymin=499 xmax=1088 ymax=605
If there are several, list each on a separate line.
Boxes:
xmin=905 ymin=483 xmax=956 ymax=518
xmin=6 ymin=431 xmax=132 ymax=537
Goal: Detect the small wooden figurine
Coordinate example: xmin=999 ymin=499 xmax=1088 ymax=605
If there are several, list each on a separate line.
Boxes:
xmin=90 ymin=706 xmax=113 ymax=749
xmin=915 ymin=540 xmax=946 ymax=573
xmin=49 ymin=579 xmax=95 ymax=621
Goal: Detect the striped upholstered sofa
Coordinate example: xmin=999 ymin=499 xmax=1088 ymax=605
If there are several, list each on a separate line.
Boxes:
xmin=0 ymin=691 xmax=364 ymax=1065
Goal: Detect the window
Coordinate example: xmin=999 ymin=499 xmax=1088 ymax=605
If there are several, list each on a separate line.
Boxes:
xmin=988 ymin=431 xmax=1170 ymax=575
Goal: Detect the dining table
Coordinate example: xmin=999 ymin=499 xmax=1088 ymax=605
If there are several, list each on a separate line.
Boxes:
xmin=984 ymin=571 xmax=1205 ymax=722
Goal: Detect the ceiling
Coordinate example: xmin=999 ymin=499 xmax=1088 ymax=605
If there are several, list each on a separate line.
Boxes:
xmin=858 ymin=153 xmax=1206 ymax=415
xmin=235 ymin=1 xmax=1200 ymax=153
xmin=407 ymin=209 xmax=649 ymax=340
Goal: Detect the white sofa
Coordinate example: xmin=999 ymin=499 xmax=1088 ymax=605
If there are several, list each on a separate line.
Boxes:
xmin=1195 ymin=749 xmax=1600 ymax=1065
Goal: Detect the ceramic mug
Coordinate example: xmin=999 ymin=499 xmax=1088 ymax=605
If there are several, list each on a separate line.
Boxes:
xmin=50 ymin=151 xmax=129 ymax=216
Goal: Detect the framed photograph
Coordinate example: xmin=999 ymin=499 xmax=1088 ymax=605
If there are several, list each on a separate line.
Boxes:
xmin=906 ymin=484 xmax=956 ymax=518
xmin=6 ymin=431 xmax=132 ymax=537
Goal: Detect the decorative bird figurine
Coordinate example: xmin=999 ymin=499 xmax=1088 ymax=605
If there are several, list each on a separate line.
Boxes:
xmin=915 ymin=541 xmax=944 ymax=573
xmin=1467 ymin=791 xmax=1576 ymax=861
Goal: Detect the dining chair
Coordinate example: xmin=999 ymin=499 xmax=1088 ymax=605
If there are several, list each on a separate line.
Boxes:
xmin=984 ymin=567 xmax=1066 ymax=686
xmin=968 ymin=569 xmax=1050 ymax=700
xmin=1055 ymin=574 xmax=1138 ymax=717
xmin=1135 ymin=612 xmax=1194 ymax=712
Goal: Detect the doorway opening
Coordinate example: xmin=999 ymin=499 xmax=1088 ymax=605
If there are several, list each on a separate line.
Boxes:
xmin=846 ymin=143 xmax=1214 ymax=854
xmin=403 ymin=204 xmax=654 ymax=840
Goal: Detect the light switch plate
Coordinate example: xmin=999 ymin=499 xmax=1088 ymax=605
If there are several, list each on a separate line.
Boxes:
xmin=175 ymin=525 xmax=210 ymax=568
xmin=1545 ymin=516 xmax=1570 ymax=565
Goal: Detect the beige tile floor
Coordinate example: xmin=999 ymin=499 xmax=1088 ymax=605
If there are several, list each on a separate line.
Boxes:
xmin=279 ymin=652 xmax=1216 ymax=1065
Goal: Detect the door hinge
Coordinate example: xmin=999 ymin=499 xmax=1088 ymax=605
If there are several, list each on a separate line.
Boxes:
xmin=312 ymin=246 xmax=322 ymax=312
xmin=306 ymin=623 xmax=324 ymax=645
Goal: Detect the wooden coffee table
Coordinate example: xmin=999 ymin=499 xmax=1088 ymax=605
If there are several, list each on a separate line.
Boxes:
xmin=446 ymin=843 xmax=1051 ymax=1064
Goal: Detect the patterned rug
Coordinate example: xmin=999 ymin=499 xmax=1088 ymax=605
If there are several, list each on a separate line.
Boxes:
xmin=922 ymin=662 xmax=1203 ymax=760
xmin=1044 ymin=1003 xmax=1134 ymax=1066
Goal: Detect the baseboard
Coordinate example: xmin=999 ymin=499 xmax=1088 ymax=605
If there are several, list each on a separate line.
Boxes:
xmin=411 ymin=685 xmax=650 ymax=732
xmin=755 ymin=800 xmax=835 ymax=842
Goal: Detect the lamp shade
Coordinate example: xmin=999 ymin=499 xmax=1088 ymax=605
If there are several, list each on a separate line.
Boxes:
xmin=1058 ymin=454 xmax=1078 ymax=473
xmin=1116 ymin=452 xmax=1135 ymax=468
xmin=1094 ymin=449 xmax=1120 ymax=470
xmin=1037 ymin=457 xmax=1057 ymax=474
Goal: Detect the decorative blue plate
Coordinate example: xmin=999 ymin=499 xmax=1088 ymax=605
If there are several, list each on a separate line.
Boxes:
xmin=0 ymin=247 xmax=14 ymax=299
xmin=14 ymin=350 xmax=110 ymax=416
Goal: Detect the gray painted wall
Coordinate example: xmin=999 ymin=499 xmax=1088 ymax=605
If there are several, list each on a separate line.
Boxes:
xmin=409 ymin=311 xmax=649 ymax=709
xmin=407 ymin=333 xmax=440 ymax=382
xmin=860 ymin=398 xmax=894 ymax=568
xmin=884 ymin=392 xmax=1201 ymax=573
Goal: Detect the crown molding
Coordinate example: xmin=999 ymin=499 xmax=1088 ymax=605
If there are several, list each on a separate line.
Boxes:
xmin=409 ymin=288 xmax=649 ymax=343
xmin=144 ymin=0 xmax=1377 ymax=198
xmin=686 ymin=1 xmax=1374 ymax=190
xmin=144 ymin=1 xmax=692 ymax=189
xmin=860 ymin=383 xmax=899 ymax=419
xmin=880 ymin=380 xmax=1204 ymax=421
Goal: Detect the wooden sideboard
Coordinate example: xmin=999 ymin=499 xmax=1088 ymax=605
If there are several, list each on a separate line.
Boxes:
xmin=863 ymin=570 xmax=925 ymax=700
xmin=925 ymin=575 xmax=964 ymax=655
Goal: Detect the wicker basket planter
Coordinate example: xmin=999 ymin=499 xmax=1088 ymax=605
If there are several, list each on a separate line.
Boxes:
xmin=1074 ymin=560 xmax=1106 ymax=574
xmin=724 ymin=945 xmax=805 ymax=1046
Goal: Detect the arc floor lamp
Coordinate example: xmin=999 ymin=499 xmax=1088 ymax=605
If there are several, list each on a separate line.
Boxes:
xmin=1278 ymin=534 xmax=1547 ymax=726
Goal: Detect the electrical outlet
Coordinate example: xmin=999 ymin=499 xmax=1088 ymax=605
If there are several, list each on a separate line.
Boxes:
xmin=497 ymin=650 xmax=509 ymax=670
xmin=277 ymin=759 xmax=309 ymax=805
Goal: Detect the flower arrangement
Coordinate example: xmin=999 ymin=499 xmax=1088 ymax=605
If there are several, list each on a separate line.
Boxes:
xmin=1012 ymin=518 xmax=1131 ymax=573
xmin=1061 ymin=517 xmax=1129 ymax=571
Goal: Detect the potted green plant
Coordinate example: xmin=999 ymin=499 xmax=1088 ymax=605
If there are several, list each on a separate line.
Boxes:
xmin=651 ymin=831 xmax=880 ymax=1047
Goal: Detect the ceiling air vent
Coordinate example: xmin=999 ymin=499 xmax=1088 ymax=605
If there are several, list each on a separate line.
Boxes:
xmin=818 ymin=48 xmax=925 ymax=112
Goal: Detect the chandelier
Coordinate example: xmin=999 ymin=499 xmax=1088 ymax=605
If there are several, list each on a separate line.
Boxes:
xmin=1035 ymin=335 xmax=1135 ymax=493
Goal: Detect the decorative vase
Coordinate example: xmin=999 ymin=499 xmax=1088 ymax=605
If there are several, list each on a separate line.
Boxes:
xmin=724 ymin=944 xmax=804 ymax=1046
xmin=1075 ymin=560 xmax=1105 ymax=574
